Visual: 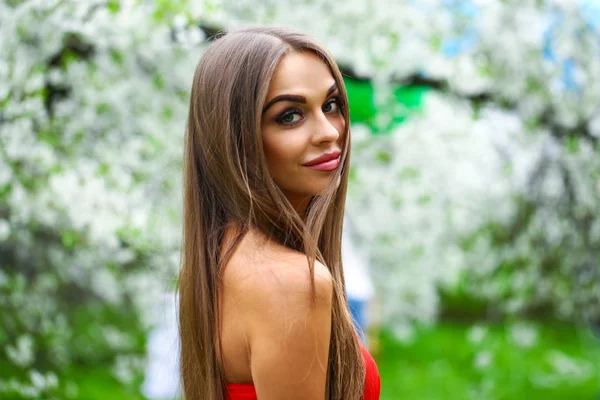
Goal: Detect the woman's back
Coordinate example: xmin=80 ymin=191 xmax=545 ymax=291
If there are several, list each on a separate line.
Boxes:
xmin=219 ymin=228 xmax=335 ymax=399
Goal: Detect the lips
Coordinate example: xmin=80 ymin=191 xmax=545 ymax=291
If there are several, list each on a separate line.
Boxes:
xmin=302 ymin=150 xmax=342 ymax=171
xmin=303 ymin=150 xmax=342 ymax=166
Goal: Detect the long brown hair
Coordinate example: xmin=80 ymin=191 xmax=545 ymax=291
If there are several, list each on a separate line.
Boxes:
xmin=178 ymin=26 xmax=364 ymax=400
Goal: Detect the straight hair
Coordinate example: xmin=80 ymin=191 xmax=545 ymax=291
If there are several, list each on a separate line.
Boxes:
xmin=178 ymin=26 xmax=364 ymax=400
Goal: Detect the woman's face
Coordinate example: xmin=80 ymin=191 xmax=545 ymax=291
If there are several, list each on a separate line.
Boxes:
xmin=261 ymin=51 xmax=346 ymax=212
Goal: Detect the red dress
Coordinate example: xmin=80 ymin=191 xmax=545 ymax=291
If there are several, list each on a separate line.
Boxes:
xmin=225 ymin=343 xmax=381 ymax=400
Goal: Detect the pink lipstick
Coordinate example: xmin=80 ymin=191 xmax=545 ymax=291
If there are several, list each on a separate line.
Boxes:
xmin=303 ymin=150 xmax=341 ymax=171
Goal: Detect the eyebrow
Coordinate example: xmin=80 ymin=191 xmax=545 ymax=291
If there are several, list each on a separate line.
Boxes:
xmin=262 ymin=82 xmax=339 ymax=113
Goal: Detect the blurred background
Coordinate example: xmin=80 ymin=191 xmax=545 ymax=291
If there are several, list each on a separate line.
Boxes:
xmin=2 ymin=0 xmax=600 ymax=399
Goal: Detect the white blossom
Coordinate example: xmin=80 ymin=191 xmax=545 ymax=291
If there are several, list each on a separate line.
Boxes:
xmin=509 ymin=322 xmax=538 ymax=349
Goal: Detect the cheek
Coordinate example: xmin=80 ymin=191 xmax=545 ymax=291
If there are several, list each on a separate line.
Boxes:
xmin=262 ymin=128 xmax=305 ymax=170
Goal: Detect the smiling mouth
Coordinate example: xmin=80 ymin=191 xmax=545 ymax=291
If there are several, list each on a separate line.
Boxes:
xmin=303 ymin=156 xmax=340 ymax=171
xmin=303 ymin=150 xmax=342 ymax=171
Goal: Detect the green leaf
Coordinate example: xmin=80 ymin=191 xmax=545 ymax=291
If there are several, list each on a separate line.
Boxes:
xmin=376 ymin=151 xmax=392 ymax=164
xmin=417 ymin=194 xmax=432 ymax=205
xmin=152 ymin=74 xmax=165 ymax=90
xmin=96 ymin=103 xmax=111 ymax=115
xmin=398 ymin=167 xmax=421 ymax=180
xmin=107 ymin=0 xmax=120 ymax=14
xmin=110 ymin=49 xmax=124 ymax=66
xmin=61 ymin=231 xmax=77 ymax=249
xmin=97 ymin=162 xmax=110 ymax=177
xmin=566 ymin=136 xmax=579 ymax=154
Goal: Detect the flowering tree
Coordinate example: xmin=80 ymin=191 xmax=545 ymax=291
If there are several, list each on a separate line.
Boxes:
xmin=0 ymin=0 xmax=202 ymax=397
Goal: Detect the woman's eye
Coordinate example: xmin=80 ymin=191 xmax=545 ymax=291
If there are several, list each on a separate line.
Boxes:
xmin=278 ymin=111 xmax=302 ymax=125
xmin=323 ymin=98 xmax=340 ymax=113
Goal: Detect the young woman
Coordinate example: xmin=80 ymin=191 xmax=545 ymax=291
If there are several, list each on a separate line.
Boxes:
xmin=178 ymin=27 xmax=381 ymax=400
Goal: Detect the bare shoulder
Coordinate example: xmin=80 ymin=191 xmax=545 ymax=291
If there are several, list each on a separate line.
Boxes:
xmin=223 ymin=230 xmax=333 ymax=303
xmin=223 ymin=230 xmax=333 ymax=399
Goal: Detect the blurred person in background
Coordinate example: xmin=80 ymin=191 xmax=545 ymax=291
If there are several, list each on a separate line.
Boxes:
xmin=177 ymin=27 xmax=380 ymax=400
xmin=342 ymin=216 xmax=379 ymax=352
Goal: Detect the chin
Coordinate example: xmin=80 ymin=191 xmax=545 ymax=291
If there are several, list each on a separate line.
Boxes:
xmin=282 ymin=176 xmax=338 ymax=198
xmin=310 ymin=183 xmax=335 ymax=197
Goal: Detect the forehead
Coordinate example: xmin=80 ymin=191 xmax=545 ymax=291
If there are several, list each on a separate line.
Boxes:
xmin=266 ymin=51 xmax=336 ymax=97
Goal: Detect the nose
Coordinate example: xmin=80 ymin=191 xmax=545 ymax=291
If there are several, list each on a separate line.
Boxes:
xmin=310 ymin=111 xmax=341 ymax=145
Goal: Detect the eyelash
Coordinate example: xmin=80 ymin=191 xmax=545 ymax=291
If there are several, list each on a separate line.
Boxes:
xmin=276 ymin=96 xmax=344 ymax=126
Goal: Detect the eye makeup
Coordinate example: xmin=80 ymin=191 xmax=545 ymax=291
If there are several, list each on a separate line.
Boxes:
xmin=274 ymin=96 xmax=343 ymax=127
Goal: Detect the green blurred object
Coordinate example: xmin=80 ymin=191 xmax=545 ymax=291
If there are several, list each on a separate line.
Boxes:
xmin=343 ymin=78 xmax=428 ymax=133
xmin=68 ymin=367 xmax=146 ymax=400
xmin=0 ymin=362 xmax=146 ymax=400
xmin=376 ymin=322 xmax=600 ymax=400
